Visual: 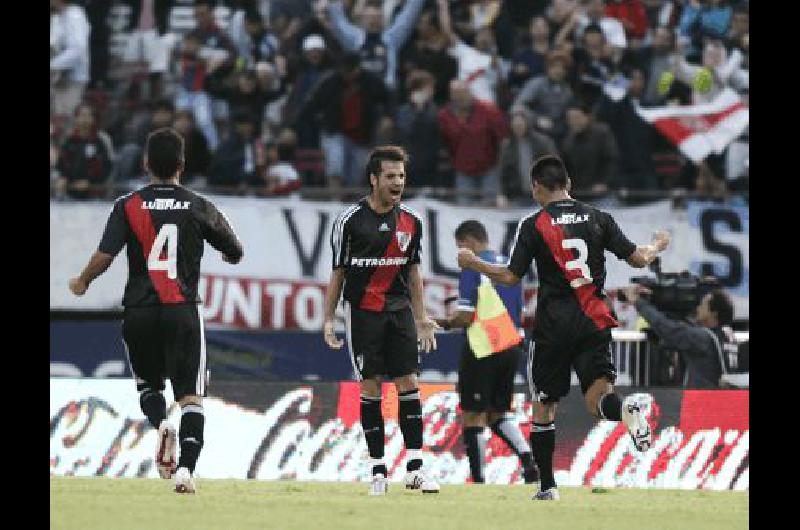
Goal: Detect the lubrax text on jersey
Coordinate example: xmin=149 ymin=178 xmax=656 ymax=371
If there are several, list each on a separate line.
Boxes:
xmin=141 ymin=199 xmax=192 ymax=210
xmin=551 ymin=213 xmax=590 ymax=225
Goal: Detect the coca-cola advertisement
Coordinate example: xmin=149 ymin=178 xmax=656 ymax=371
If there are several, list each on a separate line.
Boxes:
xmin=50 ymin=379 xmax=748 ymax=490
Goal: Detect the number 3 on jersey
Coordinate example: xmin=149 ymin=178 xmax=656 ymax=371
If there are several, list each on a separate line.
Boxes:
xmin=562 ymin=238 xmax=592 ymax=288
xmin=148 ymin=224 xmax=178 ymax=279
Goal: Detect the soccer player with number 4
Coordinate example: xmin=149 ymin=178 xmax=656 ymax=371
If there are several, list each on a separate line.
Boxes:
xmin=69 ymin=128 xmax=243 ymax=494
xmin=457 ymin=155 xmax=670 ymax=500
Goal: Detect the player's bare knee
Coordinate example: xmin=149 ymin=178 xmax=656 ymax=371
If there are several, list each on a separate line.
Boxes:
xmin=179 ymin=394 xmax=202 ymax=408
xmin=463 ymin=411 xmax=486 ymax=428
xmin=360 ymin=378 xmax=381 ymax=398
xmin=487 ymin=412 xmax=506 ymax=425
xmin=585 ymin=378 xmax=613 ymax=417
xmin=533 ymin=402 xmax=556 ymax=423
xmin=393 ymin=373 xmax=418 ymax=393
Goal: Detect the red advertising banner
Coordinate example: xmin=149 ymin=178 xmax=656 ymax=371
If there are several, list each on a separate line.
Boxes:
xmin=50 ymin=379 xmax=748 ymax=490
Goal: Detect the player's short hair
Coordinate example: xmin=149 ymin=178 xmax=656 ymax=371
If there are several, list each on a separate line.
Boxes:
xmin=455 ymin=220 xmax=488 ymax=243
xmin=530 ymin=154 xmax=569 ymax=191
xmin=709 ymin=290 xmax=734 ymax=326
xmin=146 ymin=128 xmax=184 ymax=180
xmin=365 ymin=145 xmax=408 ymax=188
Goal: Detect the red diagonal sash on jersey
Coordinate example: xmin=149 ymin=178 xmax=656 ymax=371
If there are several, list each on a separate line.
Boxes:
xmin=535 ymin=212 xmax=617 ymax=330
xmin=360 ymin=211 xmax=416 ymax=311
xmin=124 ymin=194 xmax=186 ymax=304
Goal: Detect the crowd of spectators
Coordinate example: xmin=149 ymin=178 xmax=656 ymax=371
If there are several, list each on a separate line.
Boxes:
xmin=50 ymin=0 xmax=749 ymax=204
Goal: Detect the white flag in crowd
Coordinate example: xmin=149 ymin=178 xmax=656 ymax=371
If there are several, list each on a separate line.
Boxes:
xmin=635 ymin=88 xmax=749 ymax=164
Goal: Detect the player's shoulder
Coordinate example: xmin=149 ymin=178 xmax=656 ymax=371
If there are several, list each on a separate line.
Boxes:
xmin=112 ymin=189 xmax=136 ymax=204
xmin=181 ymin=188 xmax=226 ymax=217
xmin=399 ymin=203 xmax=423 ymax=224
xmin=178 ymin=185 xmax=210 ymax=204
xmin=333 ymin=202 xmax=366 ymax=233
xmin=335 ymin=201 xmax=365 ymax=223
xmin=107 ymin=189 xmax=138 ymax=213
xmin=582 ymin=201 xmax=615 ymax=223
xmin=517 ymin=209 xmax=542 ymax=232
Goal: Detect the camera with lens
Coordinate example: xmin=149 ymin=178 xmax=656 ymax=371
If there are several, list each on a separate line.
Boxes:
xmin=617 ymin=258 xmax=719 ymax=320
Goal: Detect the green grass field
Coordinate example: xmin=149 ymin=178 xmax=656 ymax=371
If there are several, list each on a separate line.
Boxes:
xmin=50 ymin=477 xmax=748 ymax=530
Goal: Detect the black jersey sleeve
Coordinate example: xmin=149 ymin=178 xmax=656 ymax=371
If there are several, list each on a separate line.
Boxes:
xmin=600 ymin=211 xmax=636 ymax=260
xmin=331 ymin=209 xmax=352 ymax=269
xmin=97 ymin=198 xmax=129 ymax=256
xmin=409 ymin=217 xmax=423 ymax=265
xmin=195 ymin=198 xmax=243 ymax=260
xmin=507 ymin=215 xmax=541 ymax=279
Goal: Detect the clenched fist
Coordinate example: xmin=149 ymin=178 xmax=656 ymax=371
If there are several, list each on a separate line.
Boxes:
xmin=457 ymin=248 xmax=477 ymax=270
xmin=69 ymin=277 xmax=88 ymax=296
xmin=652 ymin=230 xmax=671 ymax=252
xmin=323 ymin=319 xmax=344 ymax=350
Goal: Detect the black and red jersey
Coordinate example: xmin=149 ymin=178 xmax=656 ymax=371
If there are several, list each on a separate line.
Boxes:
xmin=331 ymin=198 xmax=423 ymax=312
xmin=507 ymin=199 xmax=636 ymax=332
xmin=98 ymin=183 xmax=243 ymax=307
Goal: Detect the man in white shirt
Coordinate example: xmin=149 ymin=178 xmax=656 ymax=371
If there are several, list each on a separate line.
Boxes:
xmin=437 ymin=0 xmax=507 ymax=104
xmin=556 ymin=0 xmax=627 ymax=52
xmin=50 ymin=0 xmax=90 ymax=119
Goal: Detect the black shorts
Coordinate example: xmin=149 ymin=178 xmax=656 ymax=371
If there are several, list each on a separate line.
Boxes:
xmin=527 ymin=330 xmax=616 ymax=403
xmin=458 ymin=343 xmax=522 ymax=413
xmin=344 ymin=302 xmax=418 ymax=380
xmin=122 ymin=304 xmax=207 ymax=401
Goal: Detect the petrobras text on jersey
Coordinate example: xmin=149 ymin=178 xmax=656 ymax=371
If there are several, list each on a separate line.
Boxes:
xmin=551 ymin=213 xmax=590 ymax=225
xmin=350 ymin=257 xmax=409 ymax=267
xmin=140 ymin=198 xmax=191 ymax=210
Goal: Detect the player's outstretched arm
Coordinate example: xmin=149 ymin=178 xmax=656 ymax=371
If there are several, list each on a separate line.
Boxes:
xmin=69 ymin=251 xmax=114 ymax=296
xmin=457 ymin=248 xmax=521 ymax=286
xmin=626 ymin=230 xmax=671 ymax=268
xmin=323 ymin=268 xmax=346 ymax=350
xmin=409 ymin=264 xmax=440 ymax=353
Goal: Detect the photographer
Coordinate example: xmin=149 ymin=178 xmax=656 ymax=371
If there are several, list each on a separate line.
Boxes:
xmin=621 ymin=285 xmax=740 ymax=389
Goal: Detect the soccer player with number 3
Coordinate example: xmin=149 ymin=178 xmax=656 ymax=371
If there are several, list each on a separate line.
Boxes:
xmin=457 ymin=155 xmax=670 ymax=500
xmin=69 ymin=128 xmax=243 ymax=494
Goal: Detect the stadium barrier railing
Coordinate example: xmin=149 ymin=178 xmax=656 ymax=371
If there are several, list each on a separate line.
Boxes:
xmin=610 ymin=330 xmax=749 ymax=387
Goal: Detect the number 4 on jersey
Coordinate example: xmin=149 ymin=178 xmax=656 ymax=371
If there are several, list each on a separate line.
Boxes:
xmin=562 ymin=238 xmax=592 ymax=288
xmin=148 ymin=224 xmax=178 ymax=279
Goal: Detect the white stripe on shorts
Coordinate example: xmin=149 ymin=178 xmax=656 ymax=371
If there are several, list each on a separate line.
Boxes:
xmin=196 ymin=303 xmax=207 ymax=396
xmin=527 ymin=340 xmax=536 ymax=401
xmin=344 ymin=301 xmax=363 ymax=381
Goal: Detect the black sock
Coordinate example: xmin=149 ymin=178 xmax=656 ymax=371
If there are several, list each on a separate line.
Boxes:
xmin=360 ymin=394 xmax=385 ymax=466
xmin=530 ymin=422 xmax=556 ymax=491
xmin=177 ymin=404 xmax=205 ymax=474
xmin=398 ymin=389 xmax=423 ymax=471
xmin=463 ymin=426 xmax=485 ymax=483
xmin=598 ymin=393 xmax=623 ymax=421
xmin=139 ymin=389 xmax=166 ymax=430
